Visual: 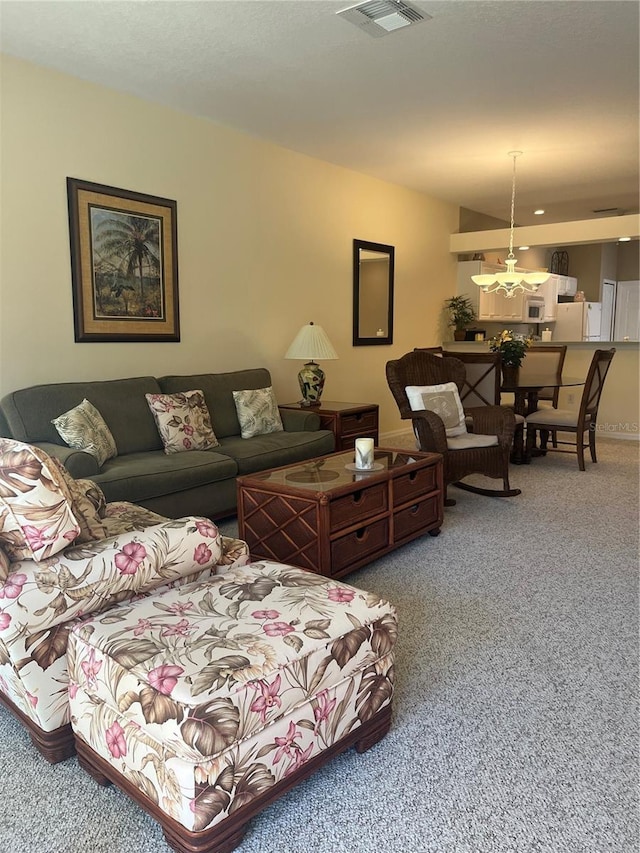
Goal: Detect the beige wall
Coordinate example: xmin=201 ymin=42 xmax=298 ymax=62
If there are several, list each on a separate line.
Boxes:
xmin=617 ymin=240 xmax=640 ymax=281
xmin=0 ymin=55 xmax=459 ymax=435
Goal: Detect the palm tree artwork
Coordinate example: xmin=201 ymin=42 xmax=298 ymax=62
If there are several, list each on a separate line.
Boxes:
xmin=91 ymin=208 xmax=163 ymax=319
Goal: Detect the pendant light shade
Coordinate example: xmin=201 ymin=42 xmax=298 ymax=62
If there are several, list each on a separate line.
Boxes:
xmin=472 ymin=152 xmax=550 ymax=298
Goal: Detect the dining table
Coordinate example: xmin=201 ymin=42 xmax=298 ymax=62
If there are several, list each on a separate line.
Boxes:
xmin=501 ymin=373 xmax=585 ymax=463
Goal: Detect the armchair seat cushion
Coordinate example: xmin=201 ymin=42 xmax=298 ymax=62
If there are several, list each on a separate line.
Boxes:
xmin=447 ymin=433 xmax=499 ymax=450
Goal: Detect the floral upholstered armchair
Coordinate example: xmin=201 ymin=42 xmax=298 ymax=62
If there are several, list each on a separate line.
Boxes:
xmin=0 ymin=438 xmax=249 ymax=762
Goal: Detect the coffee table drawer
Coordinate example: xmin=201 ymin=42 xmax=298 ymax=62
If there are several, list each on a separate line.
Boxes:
xmin=393 ymin=465 xmax=438 ymax=506
xmin=393 ymin=495 xmax=440 ymax=541
xmin=331 ymin=518 xmax=389 ymax=574
xmin=330 ymin=483 xmax=387 ymax=530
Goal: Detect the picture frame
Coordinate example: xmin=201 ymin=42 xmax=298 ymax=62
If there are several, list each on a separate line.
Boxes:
xmin=67 ymin=178 xmax=180 ymax=342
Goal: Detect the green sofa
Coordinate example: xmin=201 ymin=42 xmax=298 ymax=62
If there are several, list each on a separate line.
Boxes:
xmin=0 ymin=368 xmax=335 ymax=518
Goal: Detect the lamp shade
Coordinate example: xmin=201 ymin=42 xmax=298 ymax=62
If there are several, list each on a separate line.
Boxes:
xmin=284 ymin=322 xmax=338 ymax=361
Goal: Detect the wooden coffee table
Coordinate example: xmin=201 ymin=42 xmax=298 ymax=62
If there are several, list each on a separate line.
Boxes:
xmin=237 ymin=447 xmax=443 ymax=578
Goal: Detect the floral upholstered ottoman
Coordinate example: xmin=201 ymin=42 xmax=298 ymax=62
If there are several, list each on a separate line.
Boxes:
xmin=68 ymin=560 xmax=397 ymax=853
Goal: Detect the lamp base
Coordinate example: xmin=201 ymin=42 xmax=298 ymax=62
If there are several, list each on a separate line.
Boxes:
xmin=298 ymin=361 xmax=325 ymax=406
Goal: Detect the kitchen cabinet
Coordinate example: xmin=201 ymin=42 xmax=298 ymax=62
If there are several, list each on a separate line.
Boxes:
xmin=536 ymin=275 xmax=559 ymax=321
xmin=478 ymin=287 xmax=525 ymax=322
xmin=556 ymin=274 xmax=578 ymax=296
xmin=457 ymin=261 xmax=525 ymax=322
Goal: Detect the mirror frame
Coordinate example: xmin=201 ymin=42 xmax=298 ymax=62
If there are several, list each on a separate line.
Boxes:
xmin=353 ymin=238 xmax=395 ymax=346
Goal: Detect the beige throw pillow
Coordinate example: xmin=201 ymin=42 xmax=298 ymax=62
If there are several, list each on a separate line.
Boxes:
xmin=405 ymin=382 xmax=467 ymax=437
xmin=52 ymin=399 xmax=117 ymax=467
xmin=145 ymin=390 xmax=219 ymax=454
xmin=232 ymin=387 xmax=284 ymax=439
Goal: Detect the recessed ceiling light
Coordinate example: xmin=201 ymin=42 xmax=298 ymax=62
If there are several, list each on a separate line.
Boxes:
xmin=534 ymin=209 xmax=545 ymax=215
xmin=618 ymin=236 xmax=631 ymax=242
xmin=518 ymin=246 xmax=530 ymax=251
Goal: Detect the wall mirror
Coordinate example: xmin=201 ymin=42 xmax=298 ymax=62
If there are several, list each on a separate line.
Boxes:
xmin=353 ymin=239 xmax=395 ymax=346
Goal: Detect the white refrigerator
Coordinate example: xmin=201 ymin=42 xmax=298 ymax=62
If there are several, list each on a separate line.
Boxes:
xmin=553 ymin=301 xmax=602 ymax=341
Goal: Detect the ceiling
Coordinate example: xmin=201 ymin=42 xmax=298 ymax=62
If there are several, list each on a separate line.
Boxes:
xmin=1 ymin=0 xmax=638 ymax=227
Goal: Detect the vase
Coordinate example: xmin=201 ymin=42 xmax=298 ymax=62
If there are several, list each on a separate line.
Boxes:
xmin=502 ymin=364 xmax=520 ymax=387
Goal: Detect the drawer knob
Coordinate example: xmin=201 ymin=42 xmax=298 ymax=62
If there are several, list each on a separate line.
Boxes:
xmin=410 ymin=504 xmax=419 ymax=515
xmin=409 ymin=472 xmax=417 ymax=481
xmin=356 ymin=527 xmax=367 ymax=540
xmin=352 ymin=490 xmax=363 ymax=504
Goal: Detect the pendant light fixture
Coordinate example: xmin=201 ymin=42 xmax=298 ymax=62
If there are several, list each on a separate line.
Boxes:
xmin=472 ymin=152 xmax=550 ymax=298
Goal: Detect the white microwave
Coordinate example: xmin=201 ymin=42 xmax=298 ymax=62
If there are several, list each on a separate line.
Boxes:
xmin=525 ymin=296 xmax=546 ymax=322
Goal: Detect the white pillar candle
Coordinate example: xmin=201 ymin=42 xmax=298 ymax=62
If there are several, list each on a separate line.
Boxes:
xmin=541 ymin=329 xmax=553 ymax=342
xmin=355 ymin=437 xmax=375 ymax=470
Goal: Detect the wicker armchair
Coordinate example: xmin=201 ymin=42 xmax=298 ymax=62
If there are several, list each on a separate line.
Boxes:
xmin=386 ymin=350 xmax=520 ymax=501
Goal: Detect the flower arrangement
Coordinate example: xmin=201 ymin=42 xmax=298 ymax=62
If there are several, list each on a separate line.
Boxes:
xmin=488 ymin=329 xmax=532 ymax=367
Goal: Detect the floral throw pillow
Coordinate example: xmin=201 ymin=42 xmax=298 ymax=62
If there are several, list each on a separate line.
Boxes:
xmin=51 ymin=398 xmax=117 ymax=467
xmin=0 ymin=438 xmax=81 ymax=562
xmin=405 ymin=382 xmax=467 ymax=437
xmin=232 ymin=386 xmax=284 ymax=439
xmin=47 ymin=457 xmax=107 ymax=544
xmin=145 ymin=390 xmax=219 ymax=455
xmin=0 ymin=545 xmax=10 ymax=583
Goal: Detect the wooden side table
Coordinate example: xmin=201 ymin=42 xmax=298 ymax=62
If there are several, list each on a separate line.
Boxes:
xmin=279 ymin=401 xmax=379 ymax=451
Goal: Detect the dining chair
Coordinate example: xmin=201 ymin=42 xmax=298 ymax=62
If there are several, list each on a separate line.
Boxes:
xmin=386 ymin=350 xmax=520 ymax=502
xmin=502 ymin=344 xmax=567 ymax=447
xmin=440 ymin=350 xmax=526 ymax=463
xmin=414 ymin=346 xmax=443 ymax=355
xmin=525 ymin=348 xmax=616 ymax=470
xmin=518 ymin=344 xmax=568 ymax=410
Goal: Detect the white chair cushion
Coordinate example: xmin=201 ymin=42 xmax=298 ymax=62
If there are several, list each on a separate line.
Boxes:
xmin=526 ymin=409 xmax=590 ymax=428
xmin=447 ymin=433 xmax=499 ymax=450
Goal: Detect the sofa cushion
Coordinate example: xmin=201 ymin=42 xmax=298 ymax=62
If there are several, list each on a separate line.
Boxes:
xmin=232 ymin=386 xmax=283 ymax=439
xmin=0 ymin=377 xmax=164 ymax=455
xmin=92 ymin=450 xmax=238 ymax=504
xmin=146 ymin=390 xmax=219 ymax=454
xmin=158 ymin=369 xmax=273 ymax=440
xmin=218 ymin=429 xmax=335 ymax=475
xmin=0 ymin=439 xmax=80 ymax=561
xmin=51 ymin=398 xmax=118 ymax=466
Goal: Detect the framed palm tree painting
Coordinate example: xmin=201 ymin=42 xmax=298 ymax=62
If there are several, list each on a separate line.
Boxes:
xmin=67 ymin=178 xmax=179 ymax=342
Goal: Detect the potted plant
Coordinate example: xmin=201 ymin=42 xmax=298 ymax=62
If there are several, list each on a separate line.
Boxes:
xmin=489 ymin=329 xmax=532 ymax=384
xmin=444 ymin=295 xmax=476 ymax=340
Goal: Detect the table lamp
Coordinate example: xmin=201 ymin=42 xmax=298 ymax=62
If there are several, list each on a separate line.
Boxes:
xmin=284 ymin=322 xmax=338 ymax=406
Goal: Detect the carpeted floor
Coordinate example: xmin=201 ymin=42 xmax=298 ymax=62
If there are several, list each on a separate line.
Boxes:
xmin=1 ymin=438 xmax=638 ymax=853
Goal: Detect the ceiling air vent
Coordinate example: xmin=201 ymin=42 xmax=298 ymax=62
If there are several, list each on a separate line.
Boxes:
xmin=337 ymin=0 xmax=431 ymax=37
xmin=592 ymin=207 xmax=623 ymax=216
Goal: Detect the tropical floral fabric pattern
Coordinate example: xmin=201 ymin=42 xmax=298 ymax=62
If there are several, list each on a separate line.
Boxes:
xmin=0 ymin=506 xmax=249 ymax=733
xmin=145 ymin=390 xmax=219 ymax=454
xmin=0 ymin=438 xmax=80 ymax=562
xmin=51 ymin=398 xmax=118 ymax=467
xmin=0 ymin=546 xmax=9 ymax=583
xmin=69 ymin=560 xmax=397 ymax=832
xmin=232 ymin=386 xmax=284 ymax=439
xmin=47 ymin=457 xmax=108 ymax=543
